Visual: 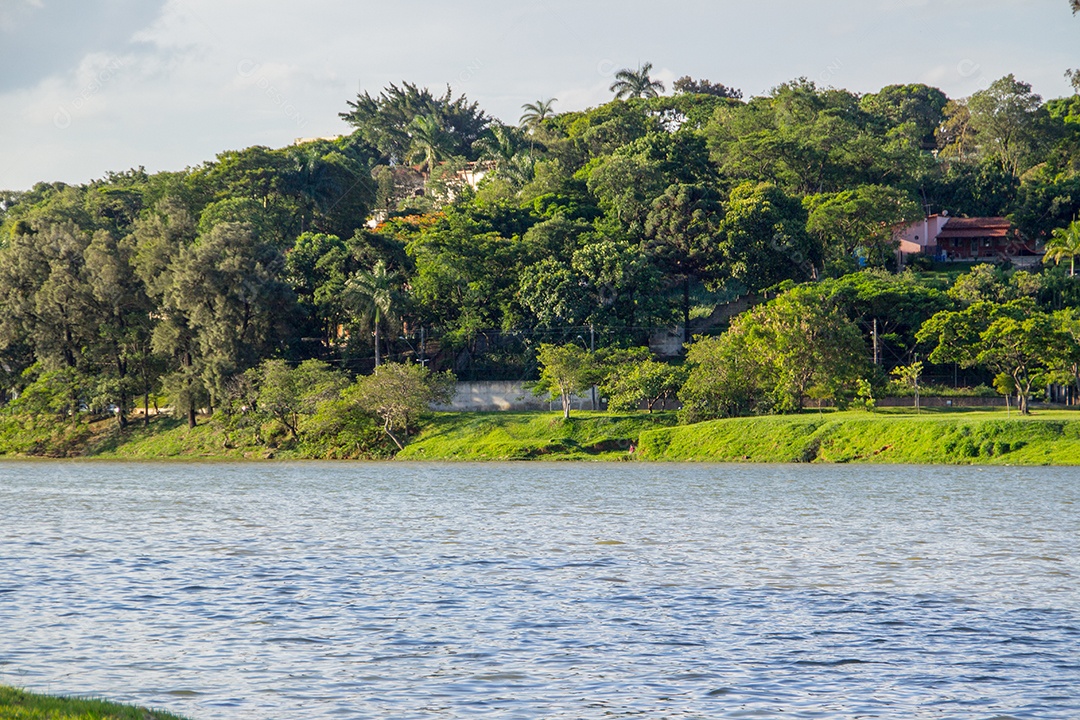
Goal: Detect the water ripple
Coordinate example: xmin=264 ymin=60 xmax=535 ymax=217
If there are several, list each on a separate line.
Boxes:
xmin=0 ymin=461 xmax=1078 ymax=719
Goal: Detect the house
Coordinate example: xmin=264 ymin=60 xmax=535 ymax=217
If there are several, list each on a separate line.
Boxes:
xmin=895 ymin=214 xmax=1044 ymax=264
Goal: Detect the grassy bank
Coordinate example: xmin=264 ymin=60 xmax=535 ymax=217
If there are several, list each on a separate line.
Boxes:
xmin=2 ymin=408 xmax=1079 ymax=465
xmin=398 ymin=411 xmax=678 ymax=460
xmin=0 ymin=685 xmax=190 ymax=720
xmin=636 ymin=409 xmax=1080 ymax=465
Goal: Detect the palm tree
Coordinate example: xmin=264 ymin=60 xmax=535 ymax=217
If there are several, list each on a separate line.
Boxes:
xmin=610 ymin=62 xmax=665 ymax=100
xmin=474 ymin=124 xmax=527 ymax=174
xmin=407 ymin=115 xmax=451 ymax=177
xmin=519 ymin=98 xmax=557 ymax=132
xmin=1072 ymin=0 xmax=1079 ymax=13
xmin=1045 ymin=220 xmax=1080 ymax=277
xmin=345 ymin=261 xmax=404 ymax=367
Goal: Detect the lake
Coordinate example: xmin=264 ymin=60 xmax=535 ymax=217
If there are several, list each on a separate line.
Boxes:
xmin=1 ymin=461 xmax=1078 ymax=719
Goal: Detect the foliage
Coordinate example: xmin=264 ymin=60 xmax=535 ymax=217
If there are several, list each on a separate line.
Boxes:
xmin=1044 ymin=220 xmax=1080 ymax=276
xmin=917 ymin=300 xmax=1077 ymax=413
xmin=339 ymin=82 xmax=489 ymax=164
xmin=345 ymin=362 xmax=455 ymax=448
xmin=532 ymin=343 xmax=598 ymax=419
xmin=610 ymin=62 xmax=666 ymax=100
xmin=679 ymin=285 xmax=868 ymax=421
xmin=0 ymin=684 xmax=191 ymax=720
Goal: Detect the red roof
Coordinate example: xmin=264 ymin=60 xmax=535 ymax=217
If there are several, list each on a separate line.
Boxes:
xmin=936 ymin=217 xmax=1013 ymax=239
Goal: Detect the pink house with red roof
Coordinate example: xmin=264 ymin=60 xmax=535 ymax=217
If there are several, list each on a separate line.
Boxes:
xmin=895 ymin=213 xmax=1044 ymax=263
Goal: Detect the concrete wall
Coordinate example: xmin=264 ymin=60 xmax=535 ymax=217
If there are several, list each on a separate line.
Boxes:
xmin=433 ymin=381 xmax=595 ymax=412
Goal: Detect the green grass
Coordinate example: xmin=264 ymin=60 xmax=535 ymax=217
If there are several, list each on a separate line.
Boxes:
xmin=89 ymin=417 xmax=276 ymax=460
xmin=0 ymin=685 xmax=191 ymax=720
xmin=4 ymin=407 xmax=1080 ymax=465
xmin=397 ymin=411 xmax=678 ymax=461
xmin=637 ymin=408 xmax=1080 ymax=465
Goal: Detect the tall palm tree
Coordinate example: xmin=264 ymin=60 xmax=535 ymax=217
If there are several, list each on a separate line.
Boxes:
xmin=407 ymin=114 xmax=451 ymax=177
xmin=474 ymin=124 xmax=527 ymax=174
xmin=1045 ymin=220 xmax=1080 ymax=277
xmin=345 ymin=261 xmax=403 ymax=367
xmin=519 ymin=98 xmax=557 ymax=132
xmin=610 ymin=62 xmax=665 ymax=100
xmin=1072 ymin=0 xmax=1079 ymax=13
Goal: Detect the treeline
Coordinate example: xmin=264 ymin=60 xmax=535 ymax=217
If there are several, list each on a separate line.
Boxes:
xmin=3 ymin=70 xmax=1080 ymax=430
xmin=536 ymin=266 xmax=1080 ymax=420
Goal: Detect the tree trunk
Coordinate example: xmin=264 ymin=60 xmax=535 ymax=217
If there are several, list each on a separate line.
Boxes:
xmin=374 ymin=316 xmax=381 ymax=368
xmin=144 ymin=390 xmax=150 ymax=428
xmin=562 ymin=391 xmax=571 ymax=420
xmin=682 ymin=277 xmax=691 ymax=345
xmin=384 ymin=420 xmax=404 ymax=450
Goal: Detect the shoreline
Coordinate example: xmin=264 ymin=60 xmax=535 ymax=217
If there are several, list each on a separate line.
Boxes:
xmin=2 ymin=408 xmax=1079 ymax=466
xmin=0 ymin=685 xmax=190 ymax=720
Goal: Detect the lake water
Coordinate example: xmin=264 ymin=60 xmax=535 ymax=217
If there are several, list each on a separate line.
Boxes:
xmin=1 ymin=461 xmax=1078 ymax=719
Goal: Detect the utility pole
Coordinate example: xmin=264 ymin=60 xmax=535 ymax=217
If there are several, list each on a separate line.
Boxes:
xmin=590 ymin=324 xmax=597 ymax=411
xmin=872 ymin=318 xmax=879 ymax=365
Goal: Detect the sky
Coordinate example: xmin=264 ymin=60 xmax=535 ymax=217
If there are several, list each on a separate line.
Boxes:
xmin=1 ymin=0 xmax=1077 ymax=191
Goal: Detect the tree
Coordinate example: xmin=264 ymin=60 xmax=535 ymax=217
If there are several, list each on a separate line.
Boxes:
xmin=890 ymin=361 xmax=924 ymax=412
xmin=1045 ymin=220 xmax=1080 ymax=277
xmin=519 ymin=98 xmax=558 ymax=132
xmin=679 ymin=286 xmax=868 ymax=417
xmin=860 ymin=84 xmax=947 ymax=150
xmin=917 ymin=301 xmax=1073 ymax=414
xmin=532 ymin=343 xmax=596 ymax=419
xmin=340 ymin=82 xmax=490 ymax=164
xmin=804 ymin=184 xmax=921 ymax=270
xmin=720 ymin=181 xmax=821 ymax=290
xmin=345 ymin=260 xmax=405 ymax=367
xmin=346 ymin=362 xmax=455 ymax=449
xmin=162 ymin=221 xmax=297 ymax=409
xmin=966 ymin=75 xmax=1046 ymax=176
xmin=673 ymin=76 xmax=742 ymax=99
xmin=408 ymin=115 xmax=453 ymax=177
xmin=644 ymin=182 xmax=725 ymax=342
xmin=601 ymin=355 xmax=686 ymax=413
xmin=610 ymin=62 xmax=665 ymax=100
xmin=253 ymin=359 xmax=346 ymax=440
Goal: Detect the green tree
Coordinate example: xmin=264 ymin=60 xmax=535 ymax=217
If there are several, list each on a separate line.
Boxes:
xmin=804 ymin=184 xmax=921 ymax=270
xmin=162 ymin=222 xmax=297 ymax=409
xmin=254 ymin=359 xmax=346 ymax=440
xmin=1044 ymin=220 xmax=1080 ymax=277
xmin=610 ymin=62 xmax=665 ymax=100
xmin=966 ymin=75 xmax=1046 ymax=176
xmin=917 ymin=301 xmax=1073 ymax=414
xmin=345 ymin=260 xmax=405 ymax=367
xmin=340 ymin=82 xmax=489 ymax=164
xmin=890 ymin=360 xmax=924 ymax=412
xmin=346 ymin=362 xmax=455 ymax=449
xmin=679 ymin=286 xmax=868 ymax=417
xmin=533 ymin=343 xmax=596 ymax=419
xmin=644 ymin=182 xmax=725 ymax=342
xmin=720 ymin=181 xmax=821 ymax=290
xmin=601 ymin=354 xmax=686 ymax=413
xmin=672 ymin=76 xmax=742 ymax=99
xmin=519 ymin=98 xmax=558 ymax=132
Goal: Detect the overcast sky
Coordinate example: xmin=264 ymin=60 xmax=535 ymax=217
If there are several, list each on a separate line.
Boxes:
xmin=1 ymin=0 xmax=1077 ymax=191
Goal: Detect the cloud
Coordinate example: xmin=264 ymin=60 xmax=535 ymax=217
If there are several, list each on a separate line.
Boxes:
xmin=0 ymin=0 xmax=1077 ymax=190
xmin=0 ymin=0 xmax=168 ymax=93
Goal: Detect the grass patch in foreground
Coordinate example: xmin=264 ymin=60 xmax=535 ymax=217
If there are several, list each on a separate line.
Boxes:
xmin=398 ymin=411 xmax=677 ymax=460
xmin=0 ymin=685 xmax=191 ymax=720
xmin=636 ymin=409 xmax=1080 ymax=464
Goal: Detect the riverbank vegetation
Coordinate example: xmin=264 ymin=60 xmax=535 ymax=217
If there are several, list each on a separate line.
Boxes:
xmin=4 ymin=61 xmax=1080 ymax=459
xmin=0 ymin=685 xmax=190 ymax=720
